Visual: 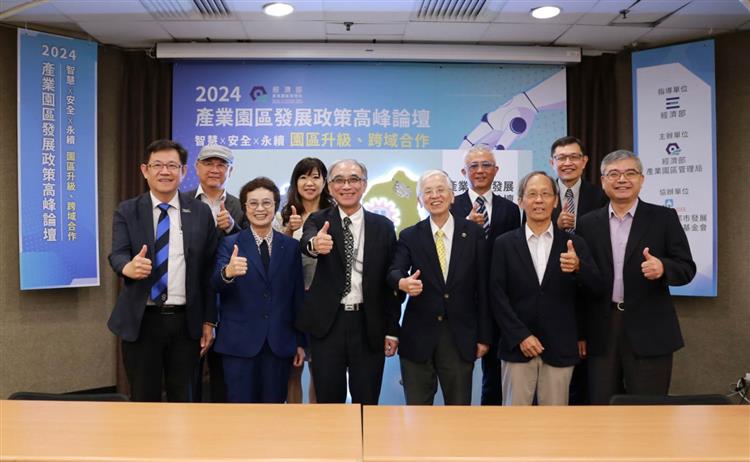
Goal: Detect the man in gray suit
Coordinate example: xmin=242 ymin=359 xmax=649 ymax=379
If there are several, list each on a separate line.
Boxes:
xmin=185 ymin=144 xmax=246 ymax=402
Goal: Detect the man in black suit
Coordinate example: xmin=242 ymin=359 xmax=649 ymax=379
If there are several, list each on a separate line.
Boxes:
xmin=577 ymin=150 xmax=696 ymax=404
xmin=451 ymin=144 xmax=520 ymax=405
xmin=297 ymin=159 xmax=401 ymax=404
xmin=388 ymin=170 xmax=491 ymax=405
xmin=548 ymin=136 xmax=608 ymax=405
xmin=491 ymin=171 xmax=601 ymax=405
xmin=185 ymin=144 xmax=246 ymax=403
xmin=108 ymin=139 xmax=219 ymax=402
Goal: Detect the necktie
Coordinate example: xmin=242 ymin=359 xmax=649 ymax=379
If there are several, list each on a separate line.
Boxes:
xmin=435 ymin=229 xmax=447 ymax=280
xmin=475 ymin=196 xmax=490 ymax=239
xmin=564 ymin=188 xmax=576 ymax=232
xmin=150 ymin=203 xmax=170 ymax=306
xmin=342 ymin=216 xmax=354 ymax=296
xmin=260 ymin=239 xmax=270 ymax=272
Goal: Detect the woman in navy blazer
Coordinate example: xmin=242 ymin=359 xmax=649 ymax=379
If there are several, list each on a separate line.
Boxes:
xmin=212 ymin=177 xmax=306 ymax=403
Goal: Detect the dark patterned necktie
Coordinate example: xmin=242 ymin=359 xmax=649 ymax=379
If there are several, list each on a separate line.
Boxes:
xmin=343 ymin=216 xmax=354 ymax=296
xmin=150 ymin=203 xmax=170 ymax=306
xmin=565 ymin=188 xmax=576 ymax=233
xmin=475 ymin=196 xmax=490 ymax=239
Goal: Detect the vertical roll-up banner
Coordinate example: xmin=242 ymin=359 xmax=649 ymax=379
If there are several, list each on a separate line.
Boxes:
xmin=18 ymin=30 xmax=99 ymax=290
xmin=633 ymin=40 xmax=717 ymax=297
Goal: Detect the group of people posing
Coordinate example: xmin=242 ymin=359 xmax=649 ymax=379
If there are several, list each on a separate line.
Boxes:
xmin=108 ymin=136 xmax=696 ymax=407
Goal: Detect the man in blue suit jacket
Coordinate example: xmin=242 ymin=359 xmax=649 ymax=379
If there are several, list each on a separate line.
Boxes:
xmin=491 ymin=171 xmax=602 ymax=405
xmin=212 ymin=177 xmax=305 ymax=403
xmin=451 ymin=144 xmax=520 ymax=405
xmin=389 ymin=170 xmax=491 ymax=405
xmin=108 ymin=139 xmax=219 ymax=402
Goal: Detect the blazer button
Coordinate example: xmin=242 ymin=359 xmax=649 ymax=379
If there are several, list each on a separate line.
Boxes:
xmin=443 ymin=293 xmax=450 ymax=299
xmin=263 ymin=292 xmax=270 ymax=298
xmin=263 ymin=314 xmax=269 ymax=319
xmin=437 ymin=315 xmax=444 ymax=322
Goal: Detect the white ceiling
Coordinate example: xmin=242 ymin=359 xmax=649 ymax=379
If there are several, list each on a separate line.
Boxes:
xmin=1 ymin=0 xmax=748 ymax=52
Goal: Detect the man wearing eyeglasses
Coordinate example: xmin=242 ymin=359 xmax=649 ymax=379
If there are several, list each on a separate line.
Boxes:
xmin=451 ymin=144 xmax=520 ymax=405
xmin=548 ymin=136 xmax=608 ymax=405
xmin=549 ymin=136 xmax=608 ymax=233
xmin=577 ymin=150 xmax=695 ymax=404
xmin=297 ymin=159 xmax=401 ymax=404
xmin=108 ymin=139 xmax=219 ymax=402
xmin=185 ymin=144 xmax=246 ymax=402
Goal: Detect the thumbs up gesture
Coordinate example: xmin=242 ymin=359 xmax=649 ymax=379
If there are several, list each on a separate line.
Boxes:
xmin=559 ymin=239 xmax=580 ymax=273
xmin=641 ymin=247 xmax=664 ymax=280
xmin=287 ymin=205 xmax=303 ymax=234
xmin=216 ymin=201 xmax=235 ymax=233
xmin=123 ymin=244 xmax=152 ymax=280
xmin=398 ymin=269 xmax=423 ymax=297
xmin=224 ymin=244 xmax=248 ymax=278
xmin=467 ymin=202 xmax=485 ymax=226
xmin=313 ymin=221 xmax=333 ymax=255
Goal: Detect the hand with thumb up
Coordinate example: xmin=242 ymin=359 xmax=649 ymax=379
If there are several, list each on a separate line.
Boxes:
xmin=224 ymin=244 xmax=248 ymax=278
xmin=313 ymin=221 xmax=334 ymax=255
xmin=122 ymin=244 xmax=152 ymax=280
xmin=641 ymin=247 xmax=664 ymax=280
xmin=216 ymin=201 xmax=235 ymax=233
xmin=467 ymin=202 xmax=486 ymax=226
xmin=398 ymin=269 xmax=423 ymax=297
xmin=287 ymin=205 xmax=303 ymax=234
xmin=559 ymin=239 xmax=580 ymax=273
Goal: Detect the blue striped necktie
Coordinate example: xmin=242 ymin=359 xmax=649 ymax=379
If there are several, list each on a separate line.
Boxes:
xmin=565 ymin=188 xmax=576 ymax=233
xmin=151 ymin=203 xmax=170 ymax=306
xmin=475 ymin=196 xmax=490 ymax=239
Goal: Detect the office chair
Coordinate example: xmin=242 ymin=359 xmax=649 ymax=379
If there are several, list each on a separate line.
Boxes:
xmin=8 ymin=391 xmax=129 ymax=402
xmin=609 ymin=394 xmax=733 ymax=405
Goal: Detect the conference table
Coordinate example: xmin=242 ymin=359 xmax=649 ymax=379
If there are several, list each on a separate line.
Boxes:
xmin=0 ymin=400 xmax=362 ymax=461
xmin=363 ymin=405 xmax=750 ymax=462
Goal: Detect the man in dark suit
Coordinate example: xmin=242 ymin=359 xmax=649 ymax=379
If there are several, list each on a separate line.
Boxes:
xmin=548 ymin=136 xmax=608 ymax=405
xmin=451 ymin=144 xmax=520 ymax=405
xmin=491 ymin=171 xmax=601 ymax=405
xmin=388 ymin=170 xmax=491 ymax=405
xmin=185 ymin=144 xmax=246 ymax=403
xmin=577 ymin=149 xmax=696 ymax=404
xmin=296 ymin=159 xmax=401 ymax=404
xmin=108 ymin=139 xmax=219 ymax=402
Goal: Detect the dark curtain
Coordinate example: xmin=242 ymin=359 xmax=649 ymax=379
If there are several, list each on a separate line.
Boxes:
xmin=115 ymin=51 xmax=172 ymax=394
xmin=566 ymin=53 xmax=620 ymax=185
xmin=117 ymin=51 xmax=172 ymax=201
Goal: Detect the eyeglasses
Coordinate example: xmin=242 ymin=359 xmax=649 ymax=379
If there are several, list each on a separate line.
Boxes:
xmin=553 ymin=153 xmax=584 ymax=162
xmin=330 ymin=176 xmax=364 ymax=187
xmin=246 ymin=200 xmax=275 ymax=210
xmin=524 ymin=191 xmax=556 ymax=200
xmin=603 ymin=169 xmax=642 ymax=181
xmin=466 ymin=161 xmax=496 ymax=171
xmin=422 ymin=187 xmax=449 ymax=197
xmin=199 ymin=160 xmax=229 ymax=171
xmin=147 ymin=162 xmax=182 ymax=172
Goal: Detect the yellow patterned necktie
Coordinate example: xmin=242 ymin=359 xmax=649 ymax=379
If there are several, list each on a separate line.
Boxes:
xmin=435 ymin=229 xmax=447 ymax=279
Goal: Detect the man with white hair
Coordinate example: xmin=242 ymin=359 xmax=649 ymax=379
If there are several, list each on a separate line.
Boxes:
xmin=389 ymin=170 xmax=491 ymax=405
xmin=452 ymin=144 xmax=520 ymax=405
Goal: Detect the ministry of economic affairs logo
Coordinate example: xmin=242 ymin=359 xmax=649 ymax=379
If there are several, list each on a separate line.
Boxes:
xmin=249 ymin=86 xmax=268 ymax=102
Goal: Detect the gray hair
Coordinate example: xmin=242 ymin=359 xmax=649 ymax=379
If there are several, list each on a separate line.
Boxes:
xmin=600 ymin=149 xmax=643 ymax=175
xmin=417 ymin=170 xmax=452 ymax=198
xmin=463 ymin=143 xmax=496 ymax=164
xmin=328 ymin=159 xmax=368 ymax=180
xmin=518 ymin=171 xmax=558 ymax=199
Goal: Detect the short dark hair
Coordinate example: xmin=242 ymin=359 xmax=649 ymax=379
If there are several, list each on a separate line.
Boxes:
xmin=239 ymin=177 xmax=281 ymax=213
xmin=144 ymin=139 xmax=188 ymax=165
xmin=550 ymin=136 xmax=585 ymax=157
xmin=281 ymin=157 xmax=334 ymax=225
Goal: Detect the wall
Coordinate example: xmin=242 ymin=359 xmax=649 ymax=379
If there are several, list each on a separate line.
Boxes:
xmin=0 ymin=26 xmax=122 ymax=397
xmin=613 ymin=31 xmax=750 ymax=396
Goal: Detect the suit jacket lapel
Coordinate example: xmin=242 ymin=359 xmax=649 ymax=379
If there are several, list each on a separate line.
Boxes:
xmin=329 ymin=208 xmax=347 ymax=269
xmin=445 ymin=219 xmax=467 ymax=287
xmin=240 ymin=229 xmax=267 ymax=282
xmin=178 ymin=192 xmax=193 ymax=260
xmin=268 ymin=230 xmax=284 ymax=281
xmin=418 ymin=219 xmax=445 ymax=289
xmin=137 ymin=194 xmax=155 ymax=260
xmin=595 ymin=207 xmax=614 ymax=266
xmin=511 ymin=228 xmax=539 ymax=286
xmin=624 ymin=200 xmax=649 ymax=265
xmin=541 ymin=230 xmax=565 ymax=288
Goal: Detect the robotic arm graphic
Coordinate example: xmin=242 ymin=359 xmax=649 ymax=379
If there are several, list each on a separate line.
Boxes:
xmin=459 ymin=69 xmax=566 ymax=150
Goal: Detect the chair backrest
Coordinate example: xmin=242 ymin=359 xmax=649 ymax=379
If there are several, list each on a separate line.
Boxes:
xmin=8 ymin=391 xmax=129 ymax=402
xmin=609 ymin=394 xmax=732 ymax=405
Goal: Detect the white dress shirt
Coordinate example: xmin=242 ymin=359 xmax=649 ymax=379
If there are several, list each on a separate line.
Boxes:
xmin=149 ymin=191 xmax=186 ymax=305
xmin=340 ymin=206 xmax=365 ymax=305
xmin=525 ymin=222 xmax=554 ymax=285
xmin=429 ymin=214 xmax=455 ymax=281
